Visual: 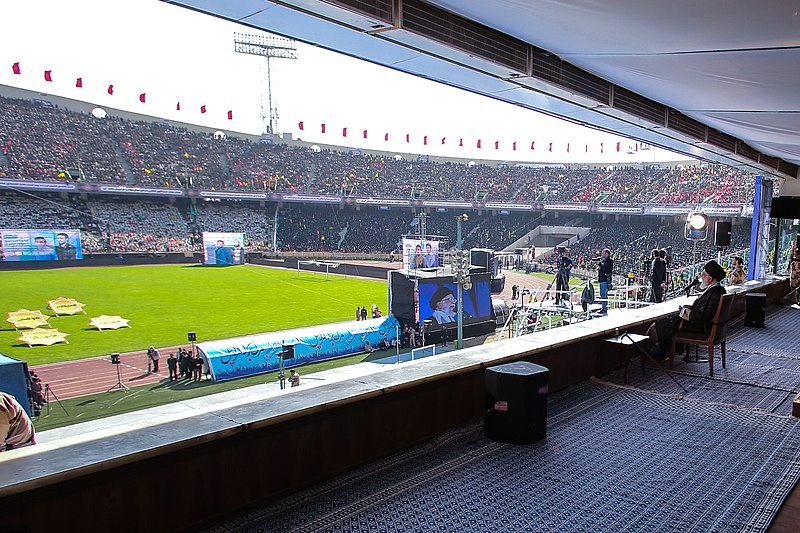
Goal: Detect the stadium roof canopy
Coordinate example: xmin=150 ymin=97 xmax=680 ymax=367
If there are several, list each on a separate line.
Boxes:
xmin=167 ymin=0 xmax=800 ymax=186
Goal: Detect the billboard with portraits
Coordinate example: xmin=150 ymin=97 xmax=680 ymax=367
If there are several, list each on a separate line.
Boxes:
xmin=417 ymin=273 xmax=493 ymax=329
xmin=0 ymin=229 xmax=82 ymax=262
xmin=402 ymin=238 xmax=440 ymax=270
xmin=202 ymin=232 xmax=245 ymax=265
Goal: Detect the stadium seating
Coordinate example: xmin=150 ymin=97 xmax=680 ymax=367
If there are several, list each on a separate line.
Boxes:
xmin=0 ymin=95 xmax=756 ymax=204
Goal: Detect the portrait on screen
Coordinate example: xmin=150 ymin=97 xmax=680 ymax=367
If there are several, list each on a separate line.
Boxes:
xmin=402 ymin=238 xmax=439 ymax=270
xmin=417 ymin=274 xmax=493 ymax=329
xmin=202 ymin=232 xmax=245 ymax=265
xmin=1 ymin=229 xmax=83 ymax=262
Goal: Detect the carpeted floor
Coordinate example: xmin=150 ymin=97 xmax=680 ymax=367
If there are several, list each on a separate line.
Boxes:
xmin=208 ymin=381 xmax=800 ymax=533
xmin=207 ymin=306 xmax=800 ymax=532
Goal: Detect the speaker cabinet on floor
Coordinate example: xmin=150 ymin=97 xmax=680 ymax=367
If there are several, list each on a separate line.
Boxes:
xmin=745 ymin=292 xmax=766 ymax=328
xmin=485 ymin=361 xmax=549 ymax=444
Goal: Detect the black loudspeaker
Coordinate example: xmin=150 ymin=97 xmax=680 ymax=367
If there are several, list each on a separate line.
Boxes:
xmin=485 ymin=361 xmax=549 ymax=444
xmin=744 ymin=292 xmax=766 ymax=328
xmin=187 ymin=331 xmax=196 ymax=342
xmin=714 ymin=221 xmax=732 ymax=247
xmin=282 ymin=344 xmax=295 ymax=359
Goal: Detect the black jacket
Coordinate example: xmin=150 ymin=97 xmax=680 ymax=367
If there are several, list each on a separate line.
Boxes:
xmin=598 ymin=257 xmax=613 ymax=283
xmin=651 ymin=258 xmax=667 ymax=286
xmin=684 ymin=284 xmax=726 ymax=333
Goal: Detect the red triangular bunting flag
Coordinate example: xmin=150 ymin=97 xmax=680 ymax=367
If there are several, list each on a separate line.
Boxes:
xmin=513 ymin=142 xmax=517 ymax=151
xmin=531 ymin=141 xmax=535 ymax=150
xmin=44 ymin=70 xmax=52 ymax=82
xmin=384 ymin=133 xmax=389 ymax=141
xmin=363 ymin=129 xmax=368 ymax=139
xmin=342 ymin=127 xmax=347 ymax=137
xmin=549 ymin=143 xmax=553 ymax=152
xmin=494 ymin=141 xmax=499 ymax=150
xmin=600 ymin=142 xmax=604 ymax=153
xmin=227 ymin=110 xmax=233 ymax=120
xmin=76 ymin=78 xmax=83 ymax=88
xmin=139 ymin=93 xmax=146 ymax=103
xmin=176 ymin=102 xmax=181 ymax=111
xmin=321 ymin=124 xmax=326 ymax=133
xmin=459 ymin=138 xmax=463 ymax=147
xmin=298 ymin=121 xmax=304 ymax=130
xmin=635 ymin=143 xmax=639 ymax=152
xmin=616 ymin=142 xmax=621 ymax=152
xmin=423 ymin=135 xmax=428 ymax=145
xmin=12 ymin=62 xmax=21 ymax=75
xmin=406 ymin=134 xmax=410 ymax=143
xmin=441 ymin=137 xmax=446 ymax=145
xmin=477 ymin=139 xmax=482 ymax=148
xmin=107 ymin=85 xmax=114 ymax=95
xmin=200 ymin=105 xmax=207 ymax=113
xmin=567 ymin=143 xmax=570 ymax=153
xmin=585 ymin=144 xmax=588 ymax=153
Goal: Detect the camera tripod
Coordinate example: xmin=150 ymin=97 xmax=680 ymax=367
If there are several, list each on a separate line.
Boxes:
xmin=108 ymin=359 xmax=131 ymax=392
xmin=43 ymin=383 xmax=69 ymax=416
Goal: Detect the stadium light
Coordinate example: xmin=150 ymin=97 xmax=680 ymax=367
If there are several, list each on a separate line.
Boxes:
xmin=685 ymin=212 xmax=709 ymax=241
xmin=234 ymin=32 xmax=297 ymax=134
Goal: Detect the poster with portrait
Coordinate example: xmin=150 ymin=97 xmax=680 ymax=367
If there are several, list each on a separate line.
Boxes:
xmin=402 ymin=238 xmax=440 ymax=270
xmin=0 ymin=229 xmax=82 ymax=262
xmin=417 ymin=273 xmax=493 ymax=329
xmin=202 ymin=232 xmax=246 ymax=265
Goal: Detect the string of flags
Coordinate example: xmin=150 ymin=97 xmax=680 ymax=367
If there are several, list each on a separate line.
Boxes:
xmin=298 ymin=120 xmax=638 ymax=153
xmin=11 ymin=62 xmax=233 ymax=120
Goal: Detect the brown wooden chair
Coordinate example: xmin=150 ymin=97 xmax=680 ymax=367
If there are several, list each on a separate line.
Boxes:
xmin=668 ymin=293 xmax=734 ymax=377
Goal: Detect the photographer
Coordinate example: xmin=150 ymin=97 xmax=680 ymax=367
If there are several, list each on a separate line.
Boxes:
xmin=595 ymin=248 xmax=613 ymax=315
xmin=555 ymin=248 xmax=572 ymax=305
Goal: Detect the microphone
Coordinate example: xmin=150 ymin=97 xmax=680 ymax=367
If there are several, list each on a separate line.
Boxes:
xmin=683 ymin=277 xmax=700 ymax=294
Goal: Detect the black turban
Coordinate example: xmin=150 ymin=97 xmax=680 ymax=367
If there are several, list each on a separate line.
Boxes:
xmin=704 ymin=260 xmax=726 ymax=282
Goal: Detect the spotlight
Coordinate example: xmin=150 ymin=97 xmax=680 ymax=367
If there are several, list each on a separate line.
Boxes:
xmin=685 ymin=212 xmax=709 ymax=241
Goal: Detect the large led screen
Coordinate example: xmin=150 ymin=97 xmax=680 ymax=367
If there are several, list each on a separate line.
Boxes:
xmin=202 ymin=232 xmax=245 ymax=265
xmin=417 ymin=273 xmax=493 ymax=329
xmin=402 ymin=238 xmax=440 ymax=270
xmin=1 ymin=229 xmax=82 ymax=262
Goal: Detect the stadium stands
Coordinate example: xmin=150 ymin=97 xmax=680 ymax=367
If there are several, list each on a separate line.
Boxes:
xmin=0 ymin=95 xmax=756 ymax=204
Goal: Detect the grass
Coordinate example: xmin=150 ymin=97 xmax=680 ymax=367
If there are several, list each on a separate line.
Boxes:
xmin=0 ymin=264 xmax=387 ymax=366
xmin=35 ymin=349 xmax=392 ymax=431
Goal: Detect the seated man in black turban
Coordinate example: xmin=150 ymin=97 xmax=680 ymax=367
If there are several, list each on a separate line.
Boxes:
xmin=648 ymin=260 xmax=727 ymax=357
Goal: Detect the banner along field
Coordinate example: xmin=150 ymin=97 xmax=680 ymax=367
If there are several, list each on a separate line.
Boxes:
xmin=0 ymin=264 xmax=387 ymax=365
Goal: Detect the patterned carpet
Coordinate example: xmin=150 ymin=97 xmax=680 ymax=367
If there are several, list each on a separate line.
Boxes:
xmin=614 ymin=306 xmax=800 ymax=416
xmin=209 ymin=380 xmax=800 ymax=533
xmin=208 ymin=307 xmax=800 ymax=532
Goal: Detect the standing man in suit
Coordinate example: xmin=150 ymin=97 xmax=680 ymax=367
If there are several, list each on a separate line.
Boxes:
xmin=650 ymin=249 xmax=668 ymax=303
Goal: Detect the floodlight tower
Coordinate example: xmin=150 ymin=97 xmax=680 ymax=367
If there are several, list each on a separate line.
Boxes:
xmin=234 ymin=32 xmax=297 ymax=135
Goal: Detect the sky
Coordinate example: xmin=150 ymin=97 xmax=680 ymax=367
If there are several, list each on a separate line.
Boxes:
xmin=0 ymin=0 xmax=687 ymax=164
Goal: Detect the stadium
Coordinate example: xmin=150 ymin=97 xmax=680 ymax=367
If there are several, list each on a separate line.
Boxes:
xmin=1 ymin=1 xmax=800 ymax=532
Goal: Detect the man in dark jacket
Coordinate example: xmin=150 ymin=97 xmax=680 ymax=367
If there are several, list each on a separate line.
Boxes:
xmin=596 ymin=248 xmax=613 ymax=315
xmin=650 ymin=249 xmax=668 ymax=303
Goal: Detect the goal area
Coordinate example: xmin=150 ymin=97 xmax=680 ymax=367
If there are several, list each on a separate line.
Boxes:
xmin=297 ymin=260 xmax=340 ymax=280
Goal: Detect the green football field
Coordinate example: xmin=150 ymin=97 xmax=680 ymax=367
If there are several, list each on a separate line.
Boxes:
xmin=0 ymin=264 xmax=388 ymax=366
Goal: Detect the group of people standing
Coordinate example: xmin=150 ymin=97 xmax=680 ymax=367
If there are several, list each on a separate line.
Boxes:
xmin=355 ymin=305 xmax=382 ymax=321
xmin=149 ymin=346 xmax=204 ymax=381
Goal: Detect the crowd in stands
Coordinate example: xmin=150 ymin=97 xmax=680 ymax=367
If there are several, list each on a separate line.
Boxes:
xmin=560 ymin=216 xmax=751 ymax=293
xmin=0 ymin=94 xmax=757 ymax=205
xmin=0 ymin=191 xmax=754 ymax=290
